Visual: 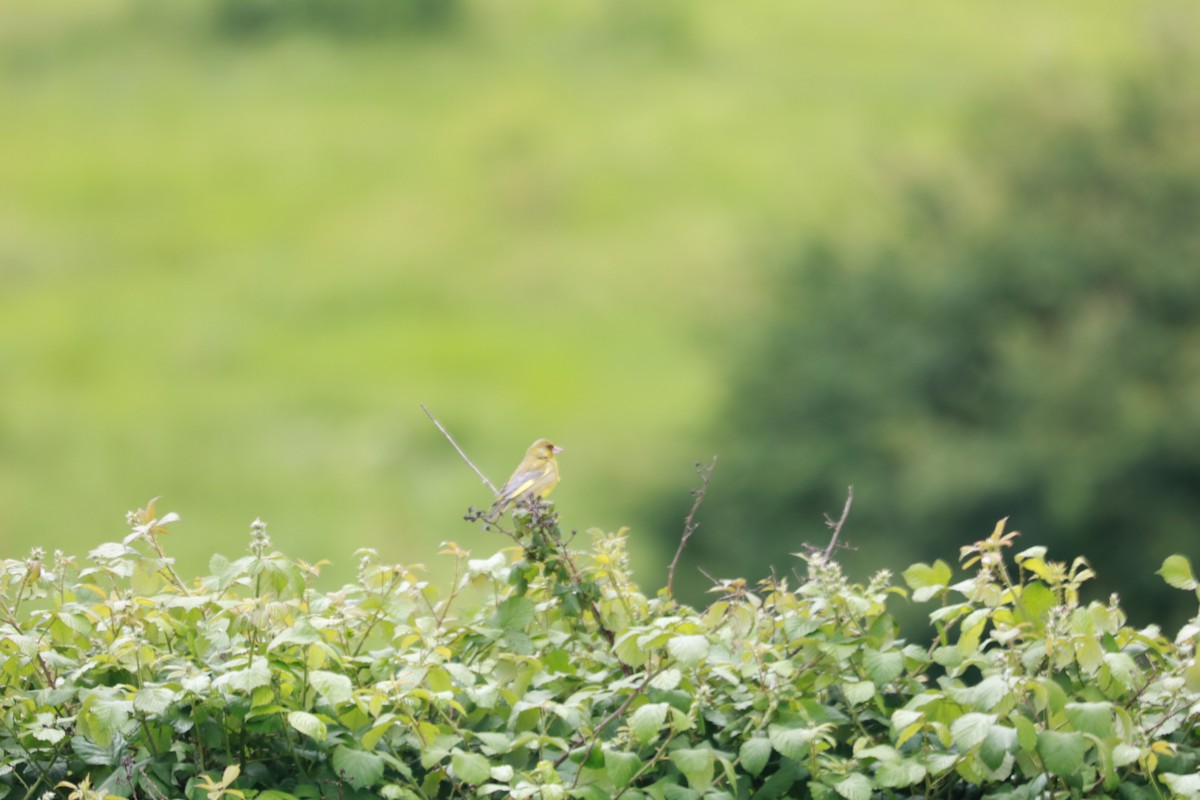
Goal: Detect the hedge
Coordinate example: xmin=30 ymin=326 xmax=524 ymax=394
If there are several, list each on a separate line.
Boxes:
xmin=2 ymin=497 xmax=1199 ymax=799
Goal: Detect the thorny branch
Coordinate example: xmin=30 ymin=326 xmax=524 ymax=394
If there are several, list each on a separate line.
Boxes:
xmin=666 ymin=456 xmax=717 ymax=596
xmin=823 ymin=485 xmax=854 ymax=560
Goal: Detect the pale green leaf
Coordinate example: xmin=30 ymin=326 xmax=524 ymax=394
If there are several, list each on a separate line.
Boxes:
xmin=287 ymin=711 xmax=327 ymax=742
xmin=629 ymin=703 xmax=669 ymax=745
xmin=309 ymin=670 xmax=353 ymax=705
xmin=606 ymin=750 xmax=642 ymax=788
xmin=739 ymin=737 xmax=772 ymax=777
xmin=1065 ymin=702 xmax=1113 ymax=738
xmin=1036 ymin=730 xmax=1088 ymax=777
xmin=842 ymin=680 xmax=875 ymax=706
xmin=1159 ymin=555 xmax=1198 ymax=591
xmin=833 ymin=773 xmax=872 ymax=800
xmin=669 ymin=748 xmax=714 ymax=790
xmin=451 ymin=750 xmax=491 ymax=785
xmin=650 ymin=668 xmax=682 ymax=690
xmin=333 ymin=745 xmax=385 ymax=789
xmin=980 ymin=725 xmax=1017 ymax=770
xmin=1162 ymin=773 xmax=1200 ymax=797
xmin=863 ymin=648 xmax=904 ymax=685
xmin=950 ymin=713 xmax=996 ymax=751
xmin=133 ymin=686 xmax=175 ymax=716
xmin=493 ymin=596 xmax=535 ymax=631
xmin=667 ymin=634 xmax=709 ymax=666
xmin=875 ymin=759 xmax=926 ymax=788
xmin=768 ymin=724 xmax=829 ymax=761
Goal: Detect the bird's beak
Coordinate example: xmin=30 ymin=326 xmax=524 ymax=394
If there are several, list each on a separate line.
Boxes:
xmin=552 ymin=445 xmax=564 ymax=454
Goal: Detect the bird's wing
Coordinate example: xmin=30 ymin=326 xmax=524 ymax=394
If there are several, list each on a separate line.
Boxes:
xmin=497 ymin=465 xmax=545 ymax=504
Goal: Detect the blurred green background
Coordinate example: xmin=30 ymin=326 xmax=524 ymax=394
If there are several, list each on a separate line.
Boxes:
xmin=3 ymin=0 xmax=1197 ymax=622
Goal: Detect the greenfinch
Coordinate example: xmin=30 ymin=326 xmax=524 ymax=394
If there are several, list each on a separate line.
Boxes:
xmin=487 ymin=438 xmax=563 ymax=522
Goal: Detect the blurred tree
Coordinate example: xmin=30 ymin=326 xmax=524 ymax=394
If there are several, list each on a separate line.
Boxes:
xmin=674 ymin=53 xmax=1200 ymax=629
xmin=209 ymin=0 xmax=460 ymax=39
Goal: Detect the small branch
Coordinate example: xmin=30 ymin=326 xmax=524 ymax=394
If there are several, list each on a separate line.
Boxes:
xmin=822 ymin=486 xmax=854 ymax=561
xmin=666 ymin=457 xmax=717 ymax=596
xmin=420 ymin=404 xmax=498 ymax=495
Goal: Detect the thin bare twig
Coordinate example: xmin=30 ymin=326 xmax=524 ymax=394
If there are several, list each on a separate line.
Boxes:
xmin=420 ymin=404 xmax=498 ymax=495
xmin=822 ymin=485 xmax=854 ymax=560
xmin=666 ymin=457 xmax=717 ymax=596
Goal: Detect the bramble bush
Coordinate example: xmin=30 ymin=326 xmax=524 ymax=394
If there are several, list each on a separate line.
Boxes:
xmin=3 ymin=498 xmax=1200 ymax=799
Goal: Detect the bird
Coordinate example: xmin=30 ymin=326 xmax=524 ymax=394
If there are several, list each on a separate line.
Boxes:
xmin=487 ymin=438 xmax=563 ymax=522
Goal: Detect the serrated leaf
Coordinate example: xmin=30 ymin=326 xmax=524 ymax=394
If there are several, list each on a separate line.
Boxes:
xmin=451 ymin=750 xmax=491 ymax=785
xmin=287 ymin=711 xmax=327 ymax=742
xmin=903 ymin=561 xmax=952 ymax=601
xmin=1065 ymin=702 xmax=1113 ymax=738
xmin=133 ymin=686 xmax=175 ymax=716
xmin=309 ymin=670 xmax=352 ymax=705
xmin=980 ymin=725 xmax=1017 ymax=770
xmin=670 ymin=748 xmax=714 ymax=790
xmin=667 ymin=634 xmax=709 ymax=666
xmin=1163 ymin=773 xmax=1200 ymax=796
xmin=629 ymin=703 xmax=669 ymax=745
xmin=768 ymin=724 xmax=828 ymax=761
xmin=332 ymin=745 xmax=385 ymax=789
xmin=1013 ymin=715 xmax=1038 ymax=752
xmin=606 ymin=750 xmax=642 ymax=787
xmin=875 ymin=759 xmax=926 ymax=788
xmin=493 ymin=596 xmax=535 ymax=631
xmin=1036 ymin=730 xmax=1088 ymax=777
xmin=739 ymin=737 xmax=772 ymax=777
xmin=950 ymin=713 xmax=996 ymax=751
xmin=863 ymin=648 xmax=903 ymax=685
xmin=650 ymin=668 xmax=682 ymax=690
xmin=1112 ymin=742 xmax=1140 ymax=767
xmin=833 ymin=773 xmax=872 ymax=800
xmin=842 ymin=680 xmax=875 ymax=706
xmin=1159 ymin=555 xmax=1198 ymax=591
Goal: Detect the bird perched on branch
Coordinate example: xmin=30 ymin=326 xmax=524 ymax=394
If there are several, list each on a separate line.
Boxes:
xmin=487 ymin=438 xmax=563 ymax=522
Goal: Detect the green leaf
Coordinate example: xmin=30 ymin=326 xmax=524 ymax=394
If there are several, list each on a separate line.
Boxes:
xmin=309 ymin=670 xmax=353 ymax=705
xmin=1162 ymin=773 xmax=1200 ymax=796
xmin=650 ymin=668 xmax=682 ymax=690
xmin=842 ymin=680 xmax=875 ymax=706
xmin=902 ymin=560 xmax=952 ymax=601
xmin=451 ymin=750 xmax=492 ymax=785
xmin=863 ymin=648 xmax=904 ymax=685
xmin=1036 ymin=730 xmax=1088 ymax=777
xmin=133 ymin=686 xmax=175 ymax=716
xmin=629 ymin=703 xmax=669 ymax=745
xmin=950 ymin=713 xmax=996 ymax=751
xmin=287 ymin=710 xmax=327 ymax=742
xmin=667 ymin=634 xmax=709 ymax=666
xmin=333 ymin=745 xmax=385 ymax=789
xmin=669 ymin=748 xmax=714 ymax=790
xmin=1014 ymin=581 xmax=1056 ymax=626
xmin=493 ymin=596 xmax=535 ymax=631
xmin=833 ymin=773 xmax=872 ymax=800
xmin=875 ymin=760 xmax=926 ymax=788
xmin=1065 ymin=702 xmax=1114 ymax=738
xmin=606 ymin=750 xmax=642 ymax=788
xmin=1159 ymin=555 xmax=1198 ymax=590
xmin=1013 ymin=715 xmax=1038 ymax=752
xmin=980 ymin=725 xmax=1018 ymax=770
xmin=768 ymin=724 xmax=828 ymax=761
xmin=739 ymin=737 xmax=772 ymax=777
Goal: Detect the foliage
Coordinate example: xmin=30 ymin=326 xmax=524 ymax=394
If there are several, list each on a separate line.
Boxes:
xmin=3 ymin=500 xmax=1200 ymax=798
xmin=688 ymin=51 xmax=1200 ymax=625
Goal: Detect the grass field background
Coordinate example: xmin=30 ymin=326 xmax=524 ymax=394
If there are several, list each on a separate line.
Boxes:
xmin=0 ymin=0 xmax=1184 ymax=588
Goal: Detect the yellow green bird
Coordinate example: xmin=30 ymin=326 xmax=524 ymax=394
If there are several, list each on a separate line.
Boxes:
xmin=487 ymin=438 xmax=563 ymax=522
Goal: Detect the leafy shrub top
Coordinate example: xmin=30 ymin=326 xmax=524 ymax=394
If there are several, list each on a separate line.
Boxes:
xmin=2 ymin=500 xmax=1200 ymax=799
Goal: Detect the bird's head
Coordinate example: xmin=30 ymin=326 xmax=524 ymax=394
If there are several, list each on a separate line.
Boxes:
xmin=529 ymin=438 xmax=563 ymax=460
